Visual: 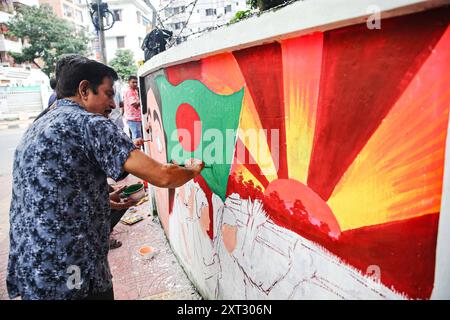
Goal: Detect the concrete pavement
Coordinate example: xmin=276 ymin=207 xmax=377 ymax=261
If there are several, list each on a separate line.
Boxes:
xmin=0 ymin=118 xmax=34 ymax=131
xmin=108 ymin=188 xmax=202 ymax=300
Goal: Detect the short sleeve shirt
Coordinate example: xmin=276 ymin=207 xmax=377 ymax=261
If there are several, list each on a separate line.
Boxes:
xmin=7 ymin=99 xmax=136 ymax=300
xmin=123 ymin=87 xmax=141 ymax=121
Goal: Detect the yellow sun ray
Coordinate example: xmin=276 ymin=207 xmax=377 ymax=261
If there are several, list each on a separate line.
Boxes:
xmin=282 ymin=33 xmax=323 ymax=184
xmin=327 ymin=27 xmax=450 ymax=231
xmin=238 ymin=91 xmax=278 ymax=182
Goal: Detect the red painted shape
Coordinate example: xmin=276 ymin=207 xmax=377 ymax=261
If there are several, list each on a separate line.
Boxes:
xmin=308 ymin=8 xmax=450 ymax=200
xmin=334 ymin=213 xmax=439 ymax=299
xmin=168 ymin=189 xmax=175 ymax=214
xmin=166 ymin=60 xmax=202 ymax=86
xmin=228 ymin=173 xmax=439 ymax=299
xmin=265 ymin=179 xmax=341 ymax=237
xmin=233 ymin=43 xmax=289 ymax=179
xmin=194 ymin=175 xmax=214 ymax=240
xmin=175 ymin=103 xmax=202 ymax=152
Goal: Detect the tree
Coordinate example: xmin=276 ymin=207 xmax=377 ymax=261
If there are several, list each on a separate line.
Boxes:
xmin=230 ymin=0 xmax=288 ymax=24
xmin=248 ymin=0 xmax=287 ymax=11
xmin=6 ymin=5 xmax=88 ymax=77
xmin=109 ymin=49 xmax=138 ymax=81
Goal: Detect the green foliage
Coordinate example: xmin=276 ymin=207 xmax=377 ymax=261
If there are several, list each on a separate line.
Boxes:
xmin=231 ymin=0 xmax=289 ymax=23
xmin=248 ymin=0 xmax=287 ymax=11
xmin=6 ymin=5 xmax=88 ymax=77
xmin=247 ymin=0 xmax=258 ymax=9
xmin=109 ymin=49 xmax=138 ymax=81
xmin=229 ymin=10 xmax=253 ymax=24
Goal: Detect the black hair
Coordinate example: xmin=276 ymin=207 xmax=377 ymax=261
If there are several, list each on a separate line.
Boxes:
xmin=50 ymin=78 xmax=57 ymax=90
xmin=128 ymin=75 xmax=138 ymax=81
xmin=55 ymin=54 xmax=85 ymax=80
xmin=56 ymin=56 xmax=119 ymax=98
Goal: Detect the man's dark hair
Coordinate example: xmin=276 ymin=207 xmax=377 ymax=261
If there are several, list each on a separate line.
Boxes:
xmin=55 ymin=54 xmax=85 ymax=81
xmin=56 ymin=56 xmax=118 ymax=98
xmin=50 ymin=78 xmax=57 ymax=90
xmin=128 ymin=75 xmax=137 ymax=82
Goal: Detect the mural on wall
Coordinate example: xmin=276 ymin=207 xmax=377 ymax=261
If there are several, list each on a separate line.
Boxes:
xmin=142 ymin=7 xmax=450 ymax=299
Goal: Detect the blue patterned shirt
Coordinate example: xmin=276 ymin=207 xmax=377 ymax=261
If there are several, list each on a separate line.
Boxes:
xmin=7 ymin=99 xmax=136 ymax=299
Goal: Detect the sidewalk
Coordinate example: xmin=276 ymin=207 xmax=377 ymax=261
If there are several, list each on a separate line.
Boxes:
xmin=109 ymin=197 xmax=202 ymax=300
xmin=0 ymin=118 xmax=35 ymax=131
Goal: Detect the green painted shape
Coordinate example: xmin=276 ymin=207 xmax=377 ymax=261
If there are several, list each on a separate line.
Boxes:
xmin=155 ymin=76 xmax=244 ymax=201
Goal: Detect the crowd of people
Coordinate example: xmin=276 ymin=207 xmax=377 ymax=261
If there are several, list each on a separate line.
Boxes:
xmin=6 ymin=54 xmax=204 ymax=300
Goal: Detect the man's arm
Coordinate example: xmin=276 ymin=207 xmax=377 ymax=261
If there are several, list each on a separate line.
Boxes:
xmin=123 ymin=149 xmax=203 ymax=188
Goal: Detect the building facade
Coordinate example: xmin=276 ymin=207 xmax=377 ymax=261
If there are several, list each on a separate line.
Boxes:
xmin=155 ymin=0 xmax=249 ymax=44
xmin=77 ymin=0 xmax=153 ymax=64
xmin=0 ymin=1 xmax=51 ymax=116
xmin=38 ymin=0 xmax=86 ymax=28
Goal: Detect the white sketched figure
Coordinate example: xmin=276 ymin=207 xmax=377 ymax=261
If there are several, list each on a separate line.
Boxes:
xmin=169 ymin=180 xmax=222 ymax=298
xmin=214 ymin=193 xmax=405 ymax=300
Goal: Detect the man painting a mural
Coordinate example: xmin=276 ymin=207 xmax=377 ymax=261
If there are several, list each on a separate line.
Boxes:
xmin=5 ymin=0 xmax=450 ymax=303
xmin=6 ymin=56 xmax=204 ymax=300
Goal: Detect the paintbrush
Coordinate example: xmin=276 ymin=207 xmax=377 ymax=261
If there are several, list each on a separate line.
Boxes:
xmin=177 ymin=163 xmax=212 ymax=168
xmin=141 ymin=140 xmax=211 ymax=168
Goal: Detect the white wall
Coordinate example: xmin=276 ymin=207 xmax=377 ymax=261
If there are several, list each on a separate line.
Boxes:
xmin=104 ymin=0 xmax=152 ymax=63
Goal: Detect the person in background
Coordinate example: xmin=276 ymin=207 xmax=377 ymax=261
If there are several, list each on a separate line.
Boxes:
xmin=48 ymin=78 xmax=57 ymax=107
xmin=123 ymin=75 xmax=142 ymax=140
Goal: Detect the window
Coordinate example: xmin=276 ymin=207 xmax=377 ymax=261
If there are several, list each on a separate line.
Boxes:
xmin=142 ymin=16 xmax=150 ymax=27
xmin=174 ymin=22 xmax=184 ymax=29
xmin=165 ymin=8 xmax=173 ymax=16
xmin=205 ymin=8 xmax=216 ymax=16
xmin=174 ymin=7 xmax=180 ymax=14
xmin=76 ymin=10 xmax=83 ymax=23
xmin=138 ymin=37 xmax=143 ymax=46
xmin=116 ymin=36 xmax=125 ymax=48
xmin=63 ymin=4 xmax=73 ymax=18
xmin=224 ymin=5 xmax=232 ymax=14
xmin=113 ymin=9 xmax=122 ymax=21
xmin=136 ymin=11 xmax=141 ymax=24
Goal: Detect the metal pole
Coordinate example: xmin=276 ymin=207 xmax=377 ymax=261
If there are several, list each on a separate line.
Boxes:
xmin=96 ymin=0 xmax=107 ymax=63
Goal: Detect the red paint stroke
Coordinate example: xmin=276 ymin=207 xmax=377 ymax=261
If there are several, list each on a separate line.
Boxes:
xmin=166 ymin=60 xmax=202 ymax=86
xmin=265 ymin=179 xmax=341 ymax=237
xmin=308 ymin=7 xmax=450 ymax=201
xmin=233 ymin=43 xmax=289 ymax=179
xmin=175 ymin=103 xmax=202 ymax=152
xmin=228 ymin=173 xmax=334 ymax=240
xmin=194 ymin=175 xmax=214 ymax=240
xmin=228 ymin=172 xmax=439 ymax=299
xmin=167 ymin=189 xmax=175 ymax=215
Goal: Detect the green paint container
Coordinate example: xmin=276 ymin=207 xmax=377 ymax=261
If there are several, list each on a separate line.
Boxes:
xmin=123 ymin=183 xmax=145 ymax=200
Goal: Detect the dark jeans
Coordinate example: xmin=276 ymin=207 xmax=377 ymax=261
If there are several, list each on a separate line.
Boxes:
xmin=111 ymin=209 xmax=127 ymax=231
